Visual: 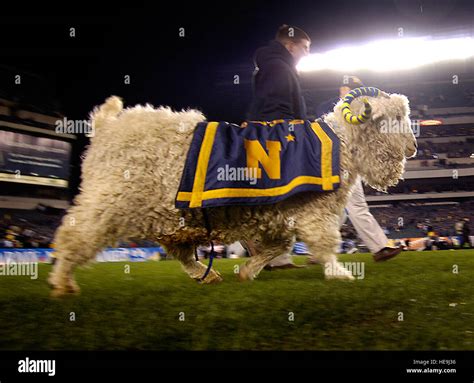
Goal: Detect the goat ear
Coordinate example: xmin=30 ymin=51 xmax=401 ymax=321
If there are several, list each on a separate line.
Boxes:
xmin=372 ymin=111 xmax=384 ymax=122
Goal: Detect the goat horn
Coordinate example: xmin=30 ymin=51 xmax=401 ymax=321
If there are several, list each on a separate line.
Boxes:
xmin=341 ymin=87 xmax=384 ymax=125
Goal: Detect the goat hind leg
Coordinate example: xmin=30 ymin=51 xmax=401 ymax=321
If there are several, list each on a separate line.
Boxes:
xmin=49 ymin=211 xmax=117 ymax=296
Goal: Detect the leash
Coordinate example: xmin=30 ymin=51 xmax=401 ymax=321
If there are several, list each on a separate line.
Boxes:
xmin=194 ymin=208 xmax=217 ymax=282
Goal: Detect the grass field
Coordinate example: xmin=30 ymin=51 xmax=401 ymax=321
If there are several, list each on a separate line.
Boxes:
xmin=0 ymin=250 xmax=473 ymax=350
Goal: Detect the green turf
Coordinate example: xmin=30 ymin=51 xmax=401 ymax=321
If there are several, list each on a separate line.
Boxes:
xmin=0 ymin=250 xmax=473 ymax=350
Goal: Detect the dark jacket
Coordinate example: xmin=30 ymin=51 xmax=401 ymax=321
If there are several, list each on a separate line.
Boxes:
xmin=247 ymin=40 xmax=307 ymax=121
xmin=316 ymin=96 xmax=340 ymax=118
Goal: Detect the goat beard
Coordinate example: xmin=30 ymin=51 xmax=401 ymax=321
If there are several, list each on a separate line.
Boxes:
xmin=358 ymin=154 xmax=406 ymax=193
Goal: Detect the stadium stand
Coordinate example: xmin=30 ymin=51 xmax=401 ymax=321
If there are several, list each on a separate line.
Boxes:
xmin=0 ymin=207 xmax=63 ymax=248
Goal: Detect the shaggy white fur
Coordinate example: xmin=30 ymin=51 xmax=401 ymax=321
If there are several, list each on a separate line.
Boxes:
xmin=48 ymin=92 xmax=417 ymax=296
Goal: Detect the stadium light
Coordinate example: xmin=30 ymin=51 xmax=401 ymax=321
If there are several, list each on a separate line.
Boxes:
xmin=420 ymin=119 xmax=443 ymax=126
xmin=297 ymin=36 xmax=474 ymax=72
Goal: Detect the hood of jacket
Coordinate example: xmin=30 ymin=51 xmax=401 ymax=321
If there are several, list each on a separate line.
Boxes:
xmin=254 ymin=40 xmax=296 ymax=70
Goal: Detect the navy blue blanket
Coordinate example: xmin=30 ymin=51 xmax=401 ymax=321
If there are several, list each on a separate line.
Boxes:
xmin=175 ymin=119 xmax=340 ymax=208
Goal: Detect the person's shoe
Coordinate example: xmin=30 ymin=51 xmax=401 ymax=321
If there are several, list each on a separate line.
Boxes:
xmin=264 ymin=263 xmax=306 ymax=271
xmin=373 ymin=247 xmax=402 ymax=262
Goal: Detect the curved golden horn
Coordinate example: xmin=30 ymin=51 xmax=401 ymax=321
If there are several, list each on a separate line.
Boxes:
xmin=341 ymin=87 xmax=383 ymax=125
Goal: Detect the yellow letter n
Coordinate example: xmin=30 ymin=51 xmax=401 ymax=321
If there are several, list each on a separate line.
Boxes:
xmin=244 ymin=140 xmax=281 ymax=179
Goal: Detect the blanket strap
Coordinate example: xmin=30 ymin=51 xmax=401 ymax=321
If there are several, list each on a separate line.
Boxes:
xmin=195 ymin=208 xmax=216 ymax=282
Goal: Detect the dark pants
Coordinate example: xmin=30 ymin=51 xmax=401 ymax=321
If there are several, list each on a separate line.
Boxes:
xmin=462 ymin=235 xmax=472 ymax=248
